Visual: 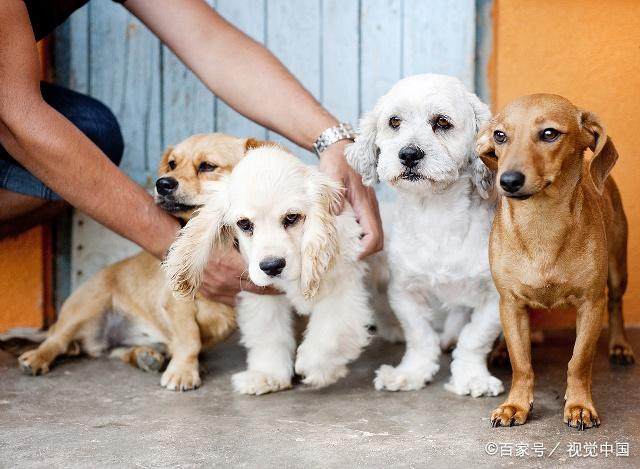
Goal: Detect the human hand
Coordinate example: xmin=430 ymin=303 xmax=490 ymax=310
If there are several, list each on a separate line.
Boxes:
xmin=200 ymin=247 xmax=280 ymax=306
xmin=318 ymin=140 xmax=383 ymax=259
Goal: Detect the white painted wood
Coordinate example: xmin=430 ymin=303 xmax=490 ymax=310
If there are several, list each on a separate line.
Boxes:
xmin=215 ymin=0 xmax=269 ymax=140
xmin=403 ymin=0 xmax=476 ymax=90
xmin=70 ymin=213 xmax=140 ymax=291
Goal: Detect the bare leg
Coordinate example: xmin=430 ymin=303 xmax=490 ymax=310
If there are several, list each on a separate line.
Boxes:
xmin=564 ymin=298 xmax=604 ymax=430
xmin=491 ymin=298 xmax=533 ymax=427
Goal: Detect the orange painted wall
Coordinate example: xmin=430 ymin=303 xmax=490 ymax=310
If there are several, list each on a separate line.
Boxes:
xmin=0 ymin=227 xmax=48 ymax=332
xmin=491 ymin=0 xmax=640 ymax=326
xmin=0 ymin=41 xmax=52 ymax=333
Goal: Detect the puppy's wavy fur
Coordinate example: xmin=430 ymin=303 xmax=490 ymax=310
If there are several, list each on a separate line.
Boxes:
xmin=165 ymin=147 xmax=371 ymax=395
xmin=347 ymin=74 xmax=504 ymax=397
xmin=18 ymin=133 xmax=261 ymax=391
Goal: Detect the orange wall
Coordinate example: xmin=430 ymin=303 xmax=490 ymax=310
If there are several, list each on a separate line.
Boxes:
xmin=0 ymin=227 xmax=48 ymax=332
xmin=492 ymin=0 xmax=640 ymax=326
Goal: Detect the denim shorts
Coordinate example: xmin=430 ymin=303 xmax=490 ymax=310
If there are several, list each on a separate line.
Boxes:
xmin=0 ymin=82 xmax=124 ymax=200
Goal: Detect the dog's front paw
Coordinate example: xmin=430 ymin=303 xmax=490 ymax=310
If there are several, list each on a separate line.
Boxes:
xmin=564 ymin=403 xmax=600 ymax=430
xmin=232 ymin=370 xmax=292 ymax=395
xmin=160 ymin=361 xmax=201 ymax=391
xmin=446 ymin=359 xmax=504 ymax=397
xmin=18 ymin=350 xmax=52 ymax=376
xmin=373 ymin=363 xmax=439 ymax=391
xmin=491 ymin=403 xmax=530 ymax=427
xmin=294 ymin=353 xmax=348 ymax=388
xmin=609 ymin=339 xmax=635 ymax=366
xmin=445 ymin=372 xmax=504 ymax=397
xmin=134 ymin=347 xmax=166 ymax=373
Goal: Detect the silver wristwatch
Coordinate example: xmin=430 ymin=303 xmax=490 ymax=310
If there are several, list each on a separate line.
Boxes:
xmin=312 ymin=123 xmax=357 ymax=157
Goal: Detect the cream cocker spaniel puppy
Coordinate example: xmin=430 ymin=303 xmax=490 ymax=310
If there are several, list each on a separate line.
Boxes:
xmin=164 ymin=146 xmax=372 ymax=395
xmin=347 ymin=74 xmax=504 ymax=397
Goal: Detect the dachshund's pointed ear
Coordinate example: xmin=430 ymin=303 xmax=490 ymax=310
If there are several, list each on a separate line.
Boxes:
xmin=346 ymin=110 xmax=380 ymax=186
xmin=466 ymin=92 xmax=495 ymax=199
xmin=580 ymin=110 xmax=617 ymax=195
xmin=300 ymin=170 xmax=342 ymax=299
xmin=162 ymin=181 xmax=232 ymax=298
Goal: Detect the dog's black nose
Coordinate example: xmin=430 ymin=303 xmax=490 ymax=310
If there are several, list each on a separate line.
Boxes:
xmin=398 ymin=146 xmax=425 ymax=168
xmin=259 ymin=257 xmax=286 ymax=277
xmin=500 ymin=171 xmax=525 ymax=193
xmin=156 ymin=177 xmax=179 ymax=196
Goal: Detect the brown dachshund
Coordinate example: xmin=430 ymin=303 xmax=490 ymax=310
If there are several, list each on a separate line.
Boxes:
xmin=476 ymin=94 xmax=634 ymax=429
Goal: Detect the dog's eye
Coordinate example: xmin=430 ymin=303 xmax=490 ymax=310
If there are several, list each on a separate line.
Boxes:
xmin=168 ymin=160 xmax=176 ymax=170
xmin=433 ymin=115 xmax=452 ymax=131
xmin=389 ymin=116 xmax=401 ymax=129
xmin=236 ymin=218 xmax=254 ymax=233
xmin=540 ymin=128 xmax=560 ymax=142
xmin=493 ymin=130 xmax=507 ymax=144
xmin=198 ymin=162 xmax=217 ymax=172
xmin=283 ymin=213 xmax=301 ymax=228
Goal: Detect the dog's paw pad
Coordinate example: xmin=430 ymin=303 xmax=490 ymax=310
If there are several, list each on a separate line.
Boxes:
xmin=18 ymin=350 xmax=50 ymax=376
xmin=564 ymin=405 xmax=600 ymax=430
xmin=232 ymin=370 xmax=291 ymax=395
xmin=373 ymin=364 xmax=437 ymax=392
xmin=160 ymin=365 xmax=201 ymax=392
xmin=490 ymin=404 xmax=530 ymax=427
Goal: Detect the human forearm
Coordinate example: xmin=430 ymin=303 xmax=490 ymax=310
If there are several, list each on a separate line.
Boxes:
xmin=0 ymin=100 xmax=179 ymax=258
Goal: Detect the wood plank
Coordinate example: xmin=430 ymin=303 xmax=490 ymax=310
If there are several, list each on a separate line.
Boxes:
xmin=360 ymin=0 xmax=402 ymax=201
xmin=215 ymin=0 xmax=268 ymax=140
xmin=321 ymin=0 xmax=360 ymax=127
xmin=265 ymin=0 xmax=321 ymax=163
xmin=70 ymin=4 xmax=162 ymax=289
xmin=161 ymin=1 xmax=216 ymax=155
xmin=402 ymin=0 xmax=476 ymax=90
xmin=88 ymin=2 xmax=162 ymax=187
xmin=360 ymin=0 xmax=402 ymax=113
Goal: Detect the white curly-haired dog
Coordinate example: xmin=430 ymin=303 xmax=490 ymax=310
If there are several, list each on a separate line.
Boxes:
xmin=164 ymin=146 xmax=372 ymax=395
xmin=346 ymin=73 xmax=504 ymax=397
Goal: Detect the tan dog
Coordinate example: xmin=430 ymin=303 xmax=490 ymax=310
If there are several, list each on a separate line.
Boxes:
xmin=476 ymin=94 xmax=634 ymax=429
xmin=18 ymin=133 xmax=262 ymax=391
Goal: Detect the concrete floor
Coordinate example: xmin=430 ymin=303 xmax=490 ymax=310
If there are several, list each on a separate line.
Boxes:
xmin=1 ymin=330 xmax=638 ymax=468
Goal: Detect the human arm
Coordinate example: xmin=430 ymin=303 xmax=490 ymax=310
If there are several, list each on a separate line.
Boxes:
xmin=125 ymin=0 xmax=383 ymax=257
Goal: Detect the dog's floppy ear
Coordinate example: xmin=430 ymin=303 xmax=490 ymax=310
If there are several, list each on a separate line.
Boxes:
xmin=580 ymin=110 xmax=617 ymax=195
xmin=467 ymin=93 xmax=495 ymax=199
xmin=244 ymin=138 xmax=269 ymax=152
xmin=346 ymin=110 xmax=380 ymax=186
xmin=162 ymin=181 xmax=232 ymax=297
xmin=300 ymin=170 xmax=342 ymax=299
